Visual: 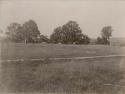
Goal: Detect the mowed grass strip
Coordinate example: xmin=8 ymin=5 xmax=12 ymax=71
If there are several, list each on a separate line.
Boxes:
xmin=1 ymin=57 xmax=125 ymax=93
xmin=1 ymin=43 xmax=125 ymax=60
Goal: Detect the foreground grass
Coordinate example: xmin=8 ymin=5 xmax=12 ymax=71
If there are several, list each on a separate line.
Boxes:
xmin=1 ymin=43 xmax=125 ymax=93
xmin=1 ymin=57 xmax=125 ymax=93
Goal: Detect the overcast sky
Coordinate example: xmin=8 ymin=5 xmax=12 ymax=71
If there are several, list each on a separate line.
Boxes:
xmin=0 ymin=0 xmax=125 ymax=38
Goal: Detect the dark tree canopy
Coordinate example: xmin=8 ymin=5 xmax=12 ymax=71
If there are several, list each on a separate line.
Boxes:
xmin=50 ymin=26 xmax=63 ymax=43
xmin=22 ymin=20 xmax=40 ymax=43
xmin=6 ymin=23 xmax=23 ymax=42
xmin=6 ymin=20 xmax=91 ymax=44
xmin=37 ymin=35 xmax=50 ymax=43
xmin=101 ymin=26 xmax=113 ymax=39
xmin=96 ymin=37 xmax=110 ymax=45
xmin=50 ymin=21 xmax=90 ymax=44
xmin=62 ymin=21 xmax=83 ymax=44
xmin=6 ymin=20 xmax=41 ymax=43
xmin=96 ymin=26 xmax=113 ymax=45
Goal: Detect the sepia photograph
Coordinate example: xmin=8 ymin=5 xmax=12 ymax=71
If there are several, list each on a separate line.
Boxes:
xmin=0 ymin=0 xmax=125 ymax=94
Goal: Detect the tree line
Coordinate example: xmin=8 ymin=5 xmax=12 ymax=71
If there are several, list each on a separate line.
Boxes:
xmin=5 ymin=19 xmax=113 ymax=45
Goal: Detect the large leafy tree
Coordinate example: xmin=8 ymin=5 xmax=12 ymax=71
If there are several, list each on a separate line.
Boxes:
xmin=50 ymin=21 xmax=90 ymax=44
xmin=62 ymin=21 xmax=83 ymax=44
xmin=50 ymin=26 xmax=63 ymax=43
xmin=22 ymin=20 xmax=40 ymax=43
xmin=6 ymin=20 xmax=41 ymax=43
xmin=97 ymin=26 xmax=113 ymax=45
xmin=6 ymin=23 xmax=23 ymax=42
xmin=101 ymin=26 xmax=113 ymax=39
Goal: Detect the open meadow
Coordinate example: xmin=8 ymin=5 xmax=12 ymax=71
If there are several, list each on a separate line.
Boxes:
xmin=0 ymin=43 xmax=125 ymax=94
xmin=1 ymin=0 xmax=125 ymax=93
xmin=1 ymin=43 xmax=125 ymax=60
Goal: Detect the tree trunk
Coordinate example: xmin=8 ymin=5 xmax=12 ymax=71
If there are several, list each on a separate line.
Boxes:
xmin=24 ymin=38 xmax=27 ymax=44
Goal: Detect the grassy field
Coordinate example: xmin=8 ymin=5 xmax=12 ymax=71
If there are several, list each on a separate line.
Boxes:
xmin=0 ymin=43 xmax=125 ymax=93
xmin=1 ymin=43 xmax=125 ymax=60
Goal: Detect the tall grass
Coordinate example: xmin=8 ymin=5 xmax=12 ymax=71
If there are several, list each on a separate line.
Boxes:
xmin=1 ymin=57 xmax=124 ymax=93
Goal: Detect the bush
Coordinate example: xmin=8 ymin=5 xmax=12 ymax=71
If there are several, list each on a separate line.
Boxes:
xmin=96 ymin=37 xmax=110 ymax=45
